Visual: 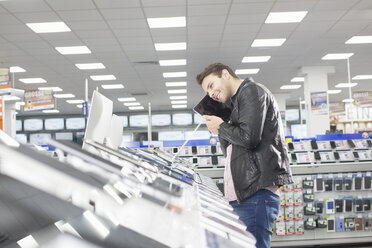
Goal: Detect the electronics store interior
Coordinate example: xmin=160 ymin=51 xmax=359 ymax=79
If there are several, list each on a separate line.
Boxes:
xmin=1 ymin=0 xmax=372 ymax=247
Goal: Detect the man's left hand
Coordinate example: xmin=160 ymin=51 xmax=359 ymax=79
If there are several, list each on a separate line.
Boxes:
xmin=203 ymin=115 xmax=224 ymax=134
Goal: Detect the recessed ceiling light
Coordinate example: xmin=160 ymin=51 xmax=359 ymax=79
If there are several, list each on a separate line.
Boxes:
xmin=128 ymin=106 xmax=144 ymax=110
xmin=75 ymin=63 xmax=105 ymax=70
xmin=66 ymin=99 xmax=85 ymax=104
xmin=172 ymin=105 xmax=187 ymax=109
xmin=251 ymin=38 xmax=286 ymax=47
xmin=352 ymin=75 xmax=372 ymax=80
xmin=159 ymin=59 xmax=187 ymax=66
xmin=322 ymin=53 xmax=354 ymax=60
xmin=346 ymin=36 xmax=372 ymax=44
xmin=76 ymin=104 xmax=83 ymax=108
xmin=327 ymin=90 xmax=342 ymax=94
xmin=101 ymin=84 xmax=124 ymax=89
xmin=290 ymin=77 xmax=305 ymax=82
xmin=342 ymin=98 xmax=354 ymax=103
xmin=171 ymin=100 xmax=187 ymax=104
xmin=265 ymin=11 xmax=308 ymax=23
xmin=155 ymin=42 xmax=186 ymax=51
xmin=19 ymin=78 xmax=46 ymax=84
xmin=147 ymin=16 xmax=186 ymax=28
xmin=124 ymin=102 xmax=141 ymax=106
xmin=170 ymin=95 xmax=187 ymax=100
xmin=118 ymin=97 xmax=136 ymax=102
xmin=168 ymin=89 xmax=187 ymax=94
xmin=235 ymin=69 xmax=260 ymax=75
xmin=163 ymin=72 xmax=187 ymax=78
xmin=280 ymin=85 xmax=302 ymax=90
xmin=54 ymin=93 xmax=75 ymax=98
xmin=335 ymin=83 xmax=358 ymax=88
xmin=26 ymin=22 xmax=71 ymax=33
xmin=165 ymin=82 xmax=187 ymax=87
xmin=42 ymin=109 xmax=60 ymax=113
xmin=9 ymin=66 xmax=26 ymax=73
xmin=242 ymin=56 xmax=271 ymax=63
xmin=38 ymin=86 xmax=63 ymax=92
xmin=55 ymin=46 xmax=91 ymax=55
xmin=90 ymin=75 xmax=116 ymax=81
xmin=300 ymin=100 xmax=306 ymax=104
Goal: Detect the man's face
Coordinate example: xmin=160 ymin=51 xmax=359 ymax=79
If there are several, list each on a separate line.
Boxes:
xmin=201 ymin=70 xmax=232 ymax=103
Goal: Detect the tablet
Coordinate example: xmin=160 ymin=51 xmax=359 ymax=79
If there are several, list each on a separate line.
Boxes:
xmin=193 ymin=95 xmax=231 ymax=121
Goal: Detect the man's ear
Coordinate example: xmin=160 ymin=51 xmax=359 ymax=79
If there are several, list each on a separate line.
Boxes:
xmin=222 ymin=69 xmax=230 ymax=80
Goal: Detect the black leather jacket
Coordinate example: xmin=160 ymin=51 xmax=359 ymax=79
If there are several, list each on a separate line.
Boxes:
xmin=218 ymin=79 xmax=293 ymax=202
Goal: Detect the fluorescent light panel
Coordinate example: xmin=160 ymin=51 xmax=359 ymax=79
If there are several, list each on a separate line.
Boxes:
xmin=10 ymin=66 xmax=26 ymax=73
xmin=242 ymin=56 xmax=271 ymax=63
xmin=342 ymin=98 xmax=354 ymax=103
xmin=352 ymin=75 xmax=372 ymax=80
xmin=163 ymin=72 xmax=187 ymax=78
xmin=118 ymin=97 xmax=136 ymax=102
xmin=172 ymin=105 xmax=187 ymax=109
xmin=55 ymin=46 xmax=91 ymax=55
xmin=322 ymin=53 xmax=354 ymax=60
xmin=251 ymin=38 xmax=286 ymax=47
xmin=335 ymin=83 xmax=358 ymax=88
xmin=165 ymin=82 xmax=187 ymax=87
xmin=147 ymin=16 xmax=186 ymax=28
xmin=168 ymin=89 xmax=187 ymax=94
xmin=101 ymin=84 xmax=124 ymax=89
xmin=124 ymin=102 xmax=141 ymax=106
xmin=66 ymin=99 xmax=85 ymax=104
xmin=17 ymin=235 xmax=39 ymax=248
xmin=327 ymin=90 xmax=342 ymax=94
xmin=171 ymin=100 xmax=187 ymax=104
xmin=90 ymin=75 xmax=116 ymax=81
xmin=346 ymin=36 xmax=372 ymax=44
xmin=19 ymin=78 xmax=46 ymax=84
xmin=42 ymin=109 xmax=60 ymax=113
xmin=75 ymin=63 xmax=105 ymax=70
xmin=26 ymin=22 xmax=71 ymax=33
xmin=155 ymin=42 xmax=186 ymax=51
xmin=76 ymin=104 xmax=83 ymax=108
xmin=265 ymin=11 xmax=308 ymax=23
xmin=54 ymin=93 xmax=75 ymax=98
xmin=291 ymin=77 xmax=305 ymax=82
xmin=280 ymin=85 xmax=302 ymax=90
xmin=128 ymin=106 xmax=144 ymax=110
xmin=159 ymin=59 xmax=187 ymax=66
xmin=170 ymin=95 xmax=187 ymax=100
xmin=38 ymin=86 xmax=62 ymax=92
xmin=235 ymin=69 xmax=259 ymax=75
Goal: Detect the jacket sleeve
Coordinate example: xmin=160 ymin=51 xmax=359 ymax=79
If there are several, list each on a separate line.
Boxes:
xmin=218 ymin=85 xmax=267 ymax=149
xmin=218 ymin=135 xmax=229 ymax=157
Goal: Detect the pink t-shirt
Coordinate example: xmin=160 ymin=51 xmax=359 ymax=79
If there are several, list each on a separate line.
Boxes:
xmin=224 ymin=144 xmax=280 ymax=202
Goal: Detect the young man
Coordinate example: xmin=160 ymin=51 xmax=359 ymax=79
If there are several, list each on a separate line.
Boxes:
xmin=196 ymin=63 xmax=293 ymax=248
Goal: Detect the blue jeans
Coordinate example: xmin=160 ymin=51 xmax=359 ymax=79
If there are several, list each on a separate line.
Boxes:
xmin=230 ymin=189 xmax=280 ymax=248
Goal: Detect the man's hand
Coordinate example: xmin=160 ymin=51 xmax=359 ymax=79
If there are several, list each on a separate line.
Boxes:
xmin=203 ymin=115 xmax=224 ymax=134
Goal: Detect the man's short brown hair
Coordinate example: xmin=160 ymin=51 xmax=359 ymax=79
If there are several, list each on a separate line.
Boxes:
xmin=196 ymin=62 xmax=239 ymax=85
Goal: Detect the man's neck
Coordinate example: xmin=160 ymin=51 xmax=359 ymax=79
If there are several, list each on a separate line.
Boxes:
xmin=231 ymin=78 xmax=243 ymax=96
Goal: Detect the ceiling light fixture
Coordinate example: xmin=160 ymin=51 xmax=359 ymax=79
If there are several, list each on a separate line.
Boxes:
xmin=155 ymin=42 xmax=186 ymax=51
xmin=38 ymin=87 xmax=63 ymax=92
xmin=90 ymin=75 xmax=116 ymax=81
xmin=169 ymin=95 xmax=187 ymax=100
xmin=165 ymin=82 xmax=187 ymax=87
xmin=75 ymin=63 xmax=105 ymax=70
xmin=55 ymin=46 xmax=91 ymax=55
xmin=19 ymin=78 xmax=46 ymax=84
xmin=235 ymin=69 xmax=260 ymax=75
xmin=265 ymin=11 xmax=308 ymax=23
xmin=26 ymin=22 xmax=71 ymax=33
xmin=147 ymin=16 xmax=186 ymax=28
xmin=290 ymin=77 xmax=305 ymax=82
xmin=128 ymin=106 xmax=144 ymax=110
xmin=280 ymin=85 xmax=302 ymax=90
xmin=66 ymin=99 xmax=85 ymax=104
xmin=124 ymin=102 xmax=141 ymax=106
xmin=9 ymin=66 xmax=26 ymax=73
xmin=42 ymin=109 xmax=60 ymax=113
xmin=251 ymin=38 xmax=286 ymax=47
xmin=352 ymin=75 xmax=372 ymax=80
xmin=171 ymin=100 xmax=187 ymax=104
xmin=54 ymin=93 xmax=75 ymax=98
xmin=163 ymin=72 xmax=187 ymax=78
xmin=327 ymin=90 xmax=342 ymax=94
xmin=101 ymin=84 xmax=124 ymax=89
xmin=159 ymin=59 xmax=187 ymax=66
xmin=335 ymin=83 xmax=358 ymax=88
xmin=172 ymin=105 xmax=187 ymax=109
xmin=321 ymin=53 xmax=354 ymax=60
xmin=242 ymin=56 xmax=271 ymax=63
xmin=168 ymin=89 xmax=187 ymax=94
xmin=118 ymin=97 xmax=136 ymax=102
xmin=342 ymin=98 xmax=354 ymax=103
xmin=345 ymin=36 xmax=372 ymax=44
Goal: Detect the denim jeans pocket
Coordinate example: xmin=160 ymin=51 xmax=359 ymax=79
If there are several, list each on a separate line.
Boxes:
xmin=265 ymin=199 xmax=280 ymax=234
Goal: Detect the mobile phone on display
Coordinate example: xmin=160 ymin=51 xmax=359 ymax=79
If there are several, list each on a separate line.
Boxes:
xmin=310 ymin=141 xmax=318 ymax=150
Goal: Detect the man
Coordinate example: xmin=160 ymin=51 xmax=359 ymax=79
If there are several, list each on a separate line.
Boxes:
xmin=196 ymin=63 xmax=293 ymax=248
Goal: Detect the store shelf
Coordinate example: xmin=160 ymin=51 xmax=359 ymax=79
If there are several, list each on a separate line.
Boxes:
xmin=273 ymin=235 xmax=372 ymax=247
xmin=196 ymin=168 xmax=224 ymax=178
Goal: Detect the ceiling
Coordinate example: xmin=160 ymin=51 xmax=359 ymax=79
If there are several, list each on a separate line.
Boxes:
xmin=0 ymin=0 xmax=372 ymax=116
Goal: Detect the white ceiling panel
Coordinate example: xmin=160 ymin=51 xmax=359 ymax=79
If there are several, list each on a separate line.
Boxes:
xmin=226 ymin=13 xmax=267 ymax=24
xmin=150 ymin=28 xmax=186 ymax=37
xmin=0 ymin=24 xmax=31 ymax=34
xmin=343 ymin=10 xmax=372 ymax=21
xmin=188 ymin=25 xmax=224 ymax=35
xmin=47 ymin=0 xmax=96 ymax=11
xmin=14 ymin=11 xmax=60 ymax=23
xmin=107 ymin=19 xmax=148 ymax=29
xmin=229 ymin=2 xmax=273 ymax=15
xmin=74 ymin=29 xmax=113 ymax=39
xmin=271 ymin=0 xmax=317 ymax=12
xmin=224 ymin=24 xmax=261 ymax=34
xmin=67 ymin=20 xmax=109 ymax=30
xmin=113 ymin=28 xmax=150 ymax=37
xmin=1 ymin=0 xmax=51 ymax=13
xmin=5 ymin=33 xmax=42 ymax=43
xmin=258 ymin=23 xmax=298 ymax=37
xmin=188 ymin=15 xmax=226 ymax=26
xmin=39 ymin=32 xmax=81 ymax=42
xmin=188 ymin=0 xmax=231 ymax=4
xmin=100 ymin=8 xmax=144 ymax=20
xmin=188 ymin=4 xmax=229 ymax=16
xmin=58 ymin=10 xmax=103 ymax=21
xmin=0 ymin=5 xmax=8 ymax=14
xmin=93 ymin=0 xmax=141 ymax=9
xmin=312 ymin=0 xmax=360 ymax=11
xmin=0 ymin=14 xmax=23 ymax=25
xmin=142 ymin=0 xmax=186 ymax=7
xmin=144 ymin=6 xmax=186 ymax=17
